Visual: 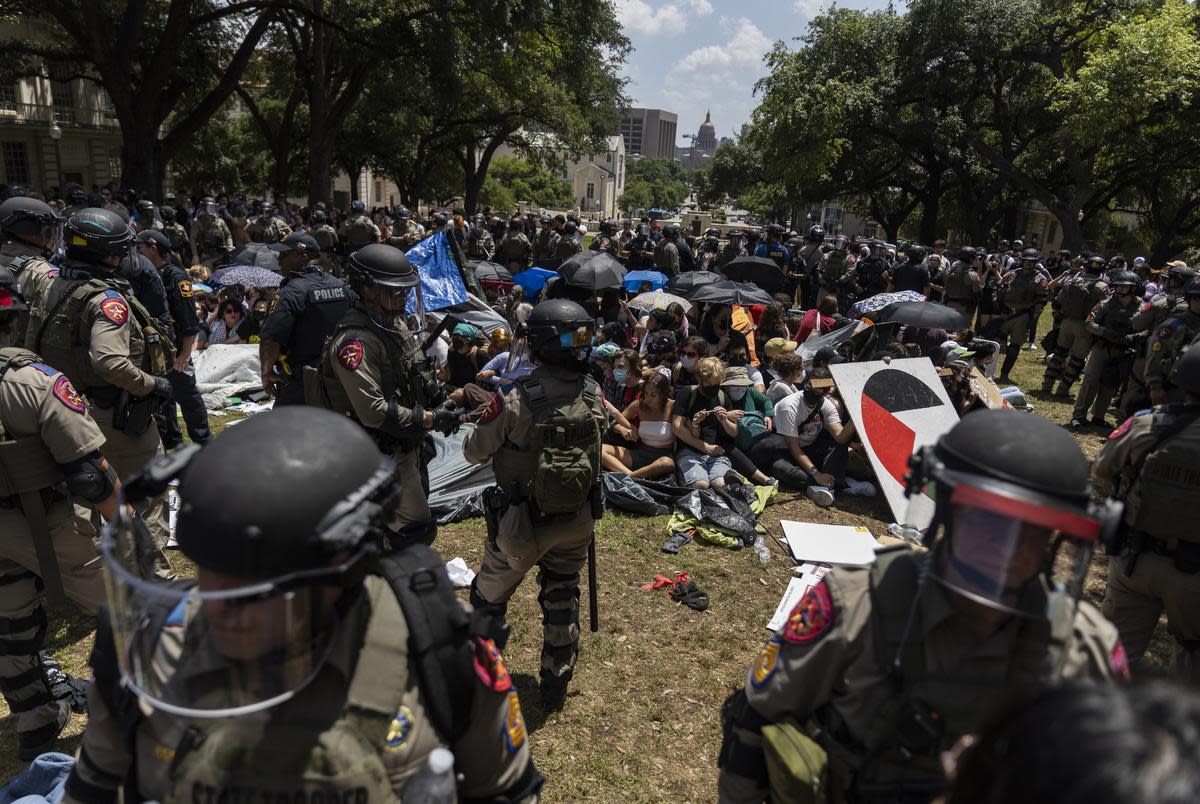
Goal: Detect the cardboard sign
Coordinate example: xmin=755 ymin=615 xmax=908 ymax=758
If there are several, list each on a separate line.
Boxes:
xmin=829 ymin=358 xmax=960 ymax=528
xmin=968 ymin=367 xmax=1011 ymax=410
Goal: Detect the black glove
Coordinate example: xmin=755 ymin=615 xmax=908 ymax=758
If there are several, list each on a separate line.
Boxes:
xmin=151 ymin=375 xmax=173 ymax=399
xmin=430 ymin=405 xmax=461 ymax=436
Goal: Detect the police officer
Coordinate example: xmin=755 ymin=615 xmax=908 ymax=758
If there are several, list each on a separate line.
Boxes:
xmin=62 ymin=407 xmax=543 ymax=803
xmin=469 ymin=215 xmax=498 ymax=260
xmin=1141 ymin=279 xmax=1200 ymax=406
xmin=531 ymin=215 xmax=558 ymax=261
xmin=135 ymin=230 xmax=211 ymax=449
xmin=589 ymin=219 xmax=620 ymax=257
xmin=753 ymin=224 xmax=788 ymax=269
xmin=188 ymin=196 xmax=234 ymax=269
xmin=554 ymin=221 xmax=582 ymax=261
xmin=61 ymin=183 xmax=88 ymax=218
xmin=465 ymin=300 xmax=606 ymax=711
xmin=942 ymin=247 xmax=983 ymax=323
xmin=308 ymin=208 xmax=341 ymax=276
xmin=816 ymin=235 xmax=857 ymax=310
xmin=157 ymin=205 xmax=192 ymax=265
xmin=851 ymin=239 xmax=892 ymax=305
xmin=130 ymin=199 xmax=160 ymax=233
xmin=338 ymin=199 xmax=381 ymax=252
xmin=794 ymin=225 xmax=825 ymax=308
xmin=717 ymin=410 xmax=1127 ymax=803
xmin=497 ymin=216 xmax=532 ymax=272
xmin=312 ymin=244 xmax=456 ymax=545
xmin=0 ymin=195 xmax=60 ymax=337
xmin=996 ymin=248 xmax=1048 ymax=383
xmin=1045 ymin=255 xmax=1107 ymax=396
xmin=259 ymin=232 xmax=356 ymax=406
xmin=1071 ymin=270 xmax=1140 ymax=429
xmin=717 ymin=229 xmax=746 ymax=271
xmin=654 ymin=225 xmax=682 ymax=277
xmin=23 ymin=208 xmax=176 ymax=579
xmin=1125 ymin=265 xmax=1198 ymax=413
xmin=245 ymin=201 xmax=292 ymax=244
xmin=1095 ymin=346 xmax=1200 ymax=684
xmin=0 ymin=265 xmax=119 ymax=759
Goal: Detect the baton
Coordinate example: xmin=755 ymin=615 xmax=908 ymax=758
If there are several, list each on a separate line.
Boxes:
xmin=587 ymin=537 xmax=599 ymax=633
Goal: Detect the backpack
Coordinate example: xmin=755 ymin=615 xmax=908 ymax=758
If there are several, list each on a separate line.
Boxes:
xmin=516 ymin=375 xmax=602 ymax=517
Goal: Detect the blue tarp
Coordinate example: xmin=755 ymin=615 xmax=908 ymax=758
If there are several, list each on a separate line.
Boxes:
xmin=623 ymin=270 xmax=668 ymax=293
xmin=406 ymin=230 xmax=468 ymax=313
xmin=512 ymin=267 xmax=559 ymax=298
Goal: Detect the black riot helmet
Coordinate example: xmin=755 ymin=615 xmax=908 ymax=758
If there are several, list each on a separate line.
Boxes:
xmin=904 ymin=410 xmax=1121 ymax=620
xmin=136 ymin=199 xmax=155 ymax=214
xmin=0 ymin=195 xmax=60 ymax=250
xmin=100 ymin=407 xmax=400 ymax=718
xmin=1185 ymin=279 xmax=1200 ymax=299
xmin=1021 ymin=247 xmax=1041 ymax=262
xmin=807 ymin=224 xmax=824 ymax=242
xmin=512 ymin=299 xmax=596 ymax=368
xmin=162 ymin=192 xmax=177 ymax=206
xmin=64 ymin=207 xmax=134 ymax=265
xmin=1170 ymin=345 xmax=1200 ymax=396
xmin=347 ymin=243 xmax=424 ymax=332
xmin=160 ymin=206 xmax=177 ymax=224
xmin=1167 ymin=264 xmax=1195 ymax=288
xmin=0 ymin=263 xmax=29 ymax=315
xmin=1109 ymin=271 xmax=1139 ymax=289
xmin=199 ymin=196 xmax=218 ymax=216
xmin=63 ymin=182 xmax=87 ymax=206
xmin=830 ymin=234 xmax=850 ymax=254
xmin=311 ymin=209 xmax=327 ymax=225
xmin=600 ymin=219 xmax=617 ymax=236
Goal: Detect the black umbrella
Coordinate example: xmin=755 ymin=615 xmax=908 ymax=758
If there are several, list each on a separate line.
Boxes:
xmin=472 ymin=260 xmax=513 ymax=283
xmin=666 ymin=270 xmax=723 ymax=299
xmin=229 ymin=242 xmax=279 ymax=271
xmin=688 ymin=279 xmax=776 ymax=307
xmin=722 ymin=255 xmax=786 ymax=293
xmin=878 ymin=300 xmax=967 ymax=331
xmin=559 ymin=250 xmax=626 ymax=291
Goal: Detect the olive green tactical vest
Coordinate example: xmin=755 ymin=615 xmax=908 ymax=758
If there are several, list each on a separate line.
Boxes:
xmin=1128 ymin=414 xmax=1200 ymax=544
xmin=1058 ymin=273 xmax=1104 ymax=320
xmin=943 ymin=262 xmax=973 ymax=301
xmin=318 ymin=307 xmax=428 ymax=422
xmin=0 ymin=348 xmax=65 ymax=496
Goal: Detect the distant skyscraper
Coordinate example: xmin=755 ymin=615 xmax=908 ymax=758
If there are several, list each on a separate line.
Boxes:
xmin=695 ymin=111 xmax=717 ymax=152
xmin=619 ymin=108 xmax=678 ymax=160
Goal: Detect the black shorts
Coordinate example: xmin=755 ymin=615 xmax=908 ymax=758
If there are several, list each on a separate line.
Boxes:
xmin=631 ymin=443 xmax=674 ymax=470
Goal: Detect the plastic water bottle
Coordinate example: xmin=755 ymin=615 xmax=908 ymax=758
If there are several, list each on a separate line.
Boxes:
xmin=887 ymin=523 xmax=923 ymax=546
xmin=404 ymin=747 xmax=457 ymax=803
xmin=752 ymin=535 xmax=771 ymax=566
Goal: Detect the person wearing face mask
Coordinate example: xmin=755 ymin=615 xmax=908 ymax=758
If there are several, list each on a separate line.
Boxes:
xmin=724 ymin=335 xmax=765 ymax=392
xmin=438 ymin=322 xmax=482 ymax=391
xmin=671 ymin=357 xmax=734 ymax=489
xmin=713 ymin=366 xmax=776 ymax=486
xmin=701 ymin=303 xmax=733 ymax=353
xmin=674 ymin=336 xmax=710 ymax=392
xmin=605 ymin=349 xmax=643 ymax=410
xmin=232 ymin=297 xmax=271 ymax=344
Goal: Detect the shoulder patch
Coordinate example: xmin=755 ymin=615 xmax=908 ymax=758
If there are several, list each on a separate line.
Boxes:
xmin=477 ymin=391 xmax=504 ymax=425
xmin=1110 ymin=641 xmax=1131 ymax=683
xmin=502 ymin=690 xmax=527 ymax=753
xmin=1156 ymin=324 xmax=1176 ymax=340
xmin=336 ymin=339 xmax=364 ymax=371
xmin=384 ymin=704 xmax=415 ymax=751
xmin=1108 ymin=416 xmax=1135 ymax=440
xmin=28 ymin=362 xmax=58 ymax=378
xmin=472 ymin=637 xmax=513 ymax=693
xmin=177 ymin=279 xmax=193 ymax=298
xmin=751 ymin=637 xmax=782 ymax=689
xmin=781 ymin=580 xmax=835 ymax=645
xmin=52 ymin=375 xmax=86 ymax=413
xmin=98 ymin=296 xmax=129 ymax=326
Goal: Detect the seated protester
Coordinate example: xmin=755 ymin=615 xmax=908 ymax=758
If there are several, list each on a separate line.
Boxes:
xmin=710 ymin=366 xmax=775 ymax=486
xmin=589 ymin=341 xmax=622 ymax=389
xmin=597 ymin=320 xmax=631 ymax=349
xmin=942 ymin=354 xmax=980 ymax=414
xmin=810 ymin=345 xmax=848 ymax=371
xmin=605 ymin=348 xmax=644 ymax=411
xmin=204 ymin=300 xmax=243 ymax=347
xmin=671 ymin=357 xmax=734 ymax=489
xmin=748 ymin=380 xmax=871 ymax=506
xmin=636 ymin=308 xmax=678 ymax=356
xmin=699 ymin=302 xmax=734 ymax=353
xmin=437 ymin=322 xmax=482 ymax=389
xmin=230 ymin=296 xmax=271 ymax=344
xmin=598 ymin=288 xmax=633 ymax=331
xmin=643 ymin=330 xmax=678 ymax=381
xmin=761 ymin=336 xmax=799 ymax=389
xmin=601 ymin=373 xmax=676 ymax=480
xmin=766 ymin=351 xmax=806 ymax=404
xmin=666 ymin=302 xmax=689 ymax=341
xmin=753 ymin=303 xmax=792 ymax=363
xmin=484 ymin=327 xmax=511 ymax=360
xmin=475 ymin=348 xmax=534 ymax=392
xmin=795 ymin=294 xmax=840 ymax=342
xmin=971 ymin=339 xmax=999 ymax=378
xmin=723 ymin=332 xmax=765 ymax=392
xmin=674 ymin=336 xmax=710 ymax=391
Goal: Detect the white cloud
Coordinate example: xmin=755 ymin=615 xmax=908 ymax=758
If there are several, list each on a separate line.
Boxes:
xmin=673 ymin=17 xmax=771 ymax=75
xmin=793 ymin=0 xmax=827 ymax=17
xmin=616 ymin=0 xmax=714 ymax=38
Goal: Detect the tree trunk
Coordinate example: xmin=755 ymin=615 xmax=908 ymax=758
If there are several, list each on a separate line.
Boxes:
xmin=1054 ymin=209 xmax=1086 ymax=253
xmin=119 ymin=122 xmax=163 ymax=198
xmin=462 ymin=136 xmax=507 ymax=216
xmin=348 ymin=165 xmax=361 ymax=201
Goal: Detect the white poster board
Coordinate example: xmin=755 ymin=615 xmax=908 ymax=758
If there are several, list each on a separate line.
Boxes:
xmin=829 ymin=358 xmax=959 ymax=528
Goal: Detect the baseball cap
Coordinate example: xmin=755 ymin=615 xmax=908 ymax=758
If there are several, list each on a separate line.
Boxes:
xmin=813 ymin=346 xmax=847 ymax=365
xmin=135 ymin=230 xmax=171 ymax=251
xmin=269 ymin=232 xmax=320 ymax=255
xmin=764 ymin=337 xmax=799 ymax=360
xmin=721 ymin=366 xmax=754 ymax=387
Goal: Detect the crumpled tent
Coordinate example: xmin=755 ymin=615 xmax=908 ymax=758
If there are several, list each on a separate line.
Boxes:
xmin=428 ymin=293 xmax=512 ymax=337
xmin=427 ymin=423 xmax=496 ymax=523
xmin=192 ymin=344 xmax=262 ymax=409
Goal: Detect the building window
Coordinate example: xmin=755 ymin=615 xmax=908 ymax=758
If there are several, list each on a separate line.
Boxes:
xmin=49 ymin=76 xmax=75 ymax=124
xmin=108 ymin=149 xmax=122 ymax=185
xmin=862 ymin=223 xmax=878 ymax=240
xmin=586 ymin=182 xmax=595 ymax=200
xmin=0 ymin=84 xmax=16 ymax=112
xmin=822 ymin=204 xmax=843 ymax=231
xmin=2 ymin=142 xmax=30 ymax=184
xmin=374 ymin=180 xmax=382 ymax=203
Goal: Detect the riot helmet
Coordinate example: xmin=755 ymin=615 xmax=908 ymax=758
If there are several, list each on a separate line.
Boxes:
xmin=807 ymin=224 xmax=824 ymax=242
xmin=508 ymin=299 xmax=595 ymax=371
xmin=199 ymin=196 xmax=218 ymax=216
xmin=1167 ymin=264 xmax=1195 ymax=288
xmin=0 ymin=195 xmax=61 ymax=253
xmin=310 ymin=209 xmax=327 ymax=225
xmin=600 ymin=219 xmax=617 ymax=236
xmin=1185 ymin=279 xmax=1200 ymax=299
xmin=830 ymin=234 xmax=849 ymax=254
xmin=349 ymin=200 xmax=365 ymax=213
xmin=1109 ymin=271 xmax=1139 ymax=296
xmin=100 ymin=408 xmax=399 ymax=717
xmin=1021 ymin=247 xmax=1041 ymax=262
xmin=63 ymin=182 xmax=87 ymax=207
xmin=160 ymin=206 xmax=177 ymax=224
xmin=1085 ymin=255 xmax=1106 ymax=273
xmin=346 ymin=243 xmax=424 ymax=333
xmin=63 ymin=208 xmax=134 ymax=266
xmin=905 ymin=410 xmax=1120 ymax=619
xmin=136 ymin=199 xmax=155 ymax=215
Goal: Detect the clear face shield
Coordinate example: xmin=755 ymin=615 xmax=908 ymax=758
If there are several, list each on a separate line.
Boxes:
xmin=203 ymin=201 xmax=218 ymax=217
xmin=906 ymin=448 xmax=1121 ymax=619
xmin=367 ymin=277 xmax=424 ymax=335
xmin=99 ymin=447 xmax=395 ymax=718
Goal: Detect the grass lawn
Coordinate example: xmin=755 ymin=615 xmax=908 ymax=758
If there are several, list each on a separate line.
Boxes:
xmin=0 ymin=311 xmax=1173 ymax=799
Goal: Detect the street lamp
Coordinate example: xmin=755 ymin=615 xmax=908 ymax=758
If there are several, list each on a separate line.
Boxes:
xmin=48 ymin=122 xmax=63 ymax=195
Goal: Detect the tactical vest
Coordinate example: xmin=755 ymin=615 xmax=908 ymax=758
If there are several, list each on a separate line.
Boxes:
xmin=316 ymin=308 xmax=433 ymax=420
xmin=0 ymin=348 xmax=65 ymax=497
xmin=95 ymin=545 xmax=480 ymax=801
xmin=1129 ymin=414 xmax=1200 ymax=545
xmin=27 ymin=277 xmax=173 ymax=392
xmin=491 ymin=374 xmax=602 ymax=517
xmin=820 ymin=256 xmax=850 ymax=289
xmin=344 ymin=216 xmax=377 ymax=249
xmin=161 ymin=223 xmax=190 ymax=254
xmin=1001 ymin=273 xmax=1040 ymax=313
xmin=312 ymin=225 xmax=338 ymax=253
xmin=196 ymin=219 xmax=226 ymax=252
xmin=943 ymin=262 xmax=973 ymax=301
xmin=1058 ymin=273 xmax=1103 ymax=320
xmin=817 ymin=548 xmax=1061 ymax=800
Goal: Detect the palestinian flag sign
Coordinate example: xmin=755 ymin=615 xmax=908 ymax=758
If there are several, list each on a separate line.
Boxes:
xmin=830 ymin=358 xmax=959 ymax=528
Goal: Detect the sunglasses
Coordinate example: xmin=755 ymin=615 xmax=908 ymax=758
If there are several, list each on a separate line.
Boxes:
xmin=681 ymin=350 xmax=700 ymax=358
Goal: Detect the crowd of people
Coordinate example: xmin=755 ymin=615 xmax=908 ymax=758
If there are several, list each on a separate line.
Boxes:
xmin=1 ymin=179 xmax=1200 ymax=804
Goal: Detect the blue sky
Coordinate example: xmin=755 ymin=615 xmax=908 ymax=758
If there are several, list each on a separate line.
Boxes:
xmin=616 ymin=0 xmax=893 ymax=148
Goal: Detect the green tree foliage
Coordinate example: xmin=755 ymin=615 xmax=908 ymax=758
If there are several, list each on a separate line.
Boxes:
xmin=478 ymin=155 xmax=573 ymax=212
xmin=620 ymin=158 xmax=689 ymax=212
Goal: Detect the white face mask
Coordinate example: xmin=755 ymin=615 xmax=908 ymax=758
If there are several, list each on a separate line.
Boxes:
xmin=727 ymin=387 xmax=747 ymax=401
xmin=680 ymin=355 xmax=697 ymax=370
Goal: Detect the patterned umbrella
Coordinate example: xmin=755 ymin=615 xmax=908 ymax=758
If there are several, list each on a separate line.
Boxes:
xmin=209 ymin=264 xmax=283 ymax=288
xmin=628 ymin=289 xmax=692 ymax=313
xmin=849 ymin=290 xmax=927 ymax=318
xmin=228 ymin=242 xmax=280 ymax=271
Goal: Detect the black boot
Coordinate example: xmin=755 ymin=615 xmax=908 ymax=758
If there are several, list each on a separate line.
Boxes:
xmin=539 ymin=670 xmax=572 ymax=713
xmin=998 ymin=343 xmax=1021 ymax=384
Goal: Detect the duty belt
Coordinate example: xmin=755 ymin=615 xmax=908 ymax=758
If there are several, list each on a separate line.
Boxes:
xmin=81 ymin=385 xmax=121 ymax=408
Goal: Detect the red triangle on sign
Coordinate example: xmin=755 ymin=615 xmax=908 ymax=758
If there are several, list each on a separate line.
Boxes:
xmin=861 ymin=392 xmax=917 ymax=487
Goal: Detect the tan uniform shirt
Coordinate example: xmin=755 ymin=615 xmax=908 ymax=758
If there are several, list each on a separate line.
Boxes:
xmin=0 ymin=355 xmax=104 ymax=462
xmin=64 ymin=575 xmax=535 ymax=803
xmin=80 ymin=289 xmax=158 ymax=396
xmin=719 ymin=555 xmax=1123 ymax=803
